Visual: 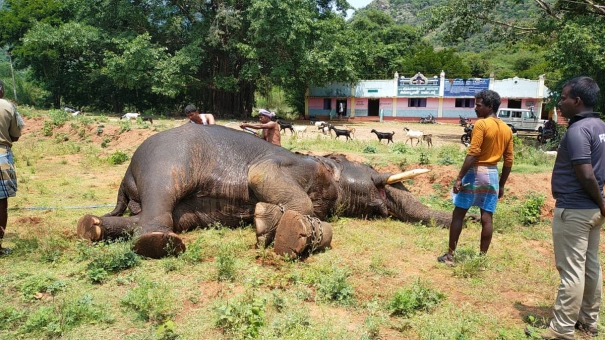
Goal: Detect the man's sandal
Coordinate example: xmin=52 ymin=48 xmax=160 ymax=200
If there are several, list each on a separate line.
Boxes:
xmin=437 ymin=253 xmax=454 ymax=267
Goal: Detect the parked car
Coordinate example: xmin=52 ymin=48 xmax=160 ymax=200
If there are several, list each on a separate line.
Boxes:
xmin=496 ymin=107 xmax=546 ymax=132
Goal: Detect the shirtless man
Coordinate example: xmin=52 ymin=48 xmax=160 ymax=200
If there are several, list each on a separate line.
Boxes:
xmin=184 ymin=104 xmax=215 ymax=125
xmin=240 ymin=109 xmax=281 ymax=146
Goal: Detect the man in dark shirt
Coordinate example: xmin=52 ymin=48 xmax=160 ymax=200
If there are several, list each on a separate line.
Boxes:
xmin=527 ymin=76 xmax=605 ymax=339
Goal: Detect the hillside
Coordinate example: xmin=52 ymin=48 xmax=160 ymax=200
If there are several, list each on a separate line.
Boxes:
xmin=364 ymin=0 xmax=543 ymax=51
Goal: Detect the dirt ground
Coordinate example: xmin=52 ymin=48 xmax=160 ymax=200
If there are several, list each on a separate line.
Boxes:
xmin=22 ymin=116 xmax=555 ymax=218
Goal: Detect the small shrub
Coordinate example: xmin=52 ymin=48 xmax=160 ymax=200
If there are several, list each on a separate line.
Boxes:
xmin=121 ymin=279 xmax=177 ymax=323
xmin=387 ymin=279 xmax=445 ymax=317
xmin=106 ymin=151 xmax=129 ymax=165
xmin=47 ymin=109 xmax=70 ymax=126
xmin=85 ymin=242 xmax=140 ymax=283
xmin=451 ymin=246 xmax=489 ymax=278
xmin=520 ymin=192 xmax=545 ymax=226
xmin=19 ymin=294 xmax=113 ymax=337
xmin=315 ymin=265 xmax=354 ymax=304
xmin=362 ymin=145 xmax=377 ymax=153
xmin=101 ymin=137 xmax=111 ymax=148
xmin=0 ymin=306 xmax=25 ymax=331
xmin=214 ymin=293 xmax=266 ymax=339
xmin=389 ymin=142 xmax=409 ymax=154
xmin=119 ymin=120 xmax=131 ymax=134
xmin=42 ymin=121 xmax=53 ymax=136
xmin=419 ymin=152 xmax=430 ymax=165
xmin=216 ymin=246 xmax=236 ymax=281
xmin=19 ymin=274 xmax=67 ymax=301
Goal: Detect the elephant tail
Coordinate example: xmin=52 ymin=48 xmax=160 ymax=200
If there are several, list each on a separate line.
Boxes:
xmin=102 ymin=181 xmax=133 ymax=217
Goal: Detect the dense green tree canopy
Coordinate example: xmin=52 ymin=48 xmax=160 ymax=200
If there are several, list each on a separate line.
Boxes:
xmin=425 ymin=0 xmax=605 ymax=111
xmin=0 ymin=0 xmax=583 ymax=115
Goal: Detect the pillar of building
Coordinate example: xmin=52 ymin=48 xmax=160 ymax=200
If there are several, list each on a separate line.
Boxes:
xmin=304 ymin=88 xmax=309 ymax=119
xmin=438 ymin=70 xmax=445 ymax=117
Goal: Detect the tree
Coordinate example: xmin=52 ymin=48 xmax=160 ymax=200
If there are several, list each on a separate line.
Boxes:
xmin=425 ymin=0 xmax=605 ymax=111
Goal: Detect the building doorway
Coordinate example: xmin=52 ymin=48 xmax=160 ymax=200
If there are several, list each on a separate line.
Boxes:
xmin=507 ymin=99 xmax=522 ymax=109
xmin=368 ymin=99 xmax=380 ymax=117
xmin=336 ymin=99 xmax=347 ymax=119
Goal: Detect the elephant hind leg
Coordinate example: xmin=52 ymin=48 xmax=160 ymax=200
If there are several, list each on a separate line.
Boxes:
xmin=77 ymin=215 xmax=140 ymax=241
xmin=134 ymin=232 xmax=185 ymax=259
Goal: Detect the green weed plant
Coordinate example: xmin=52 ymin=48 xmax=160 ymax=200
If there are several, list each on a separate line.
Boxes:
xmin=387 ymin=278 xmax=445 ymax=317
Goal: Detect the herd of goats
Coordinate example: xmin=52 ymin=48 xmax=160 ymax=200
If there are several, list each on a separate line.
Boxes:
xmin=277 ymin=120 xmax=434 ymax=147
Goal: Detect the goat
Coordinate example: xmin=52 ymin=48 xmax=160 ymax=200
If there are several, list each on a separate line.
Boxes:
xmin=63 ymin=106 xmax=81 ymax=117
xmin=403 ymin=127 xmax=424 ymax=146
xmin=141 ymin=116 xmax=153 ymax=124
xmin=292 ymin=125 xmax=308 ymax=137
xmin=277 ymin=120 xmax=294 ymax=135
xmin=317 ymin=123 xmax=330 ymax=135
xmin=371 ymin=129 xmax=395 ymax=144
xmin=422 ymin=134 xmax=433 ymax=147
xmin=311 ymin=120 xmax=327 ymax=127
xmin=342 ymin=125 xmax=356 ymax=138
xmin=329 ymin=124 xmax=352 ymax=141
xmin=121 ymin=112 xmax=140 ymax=120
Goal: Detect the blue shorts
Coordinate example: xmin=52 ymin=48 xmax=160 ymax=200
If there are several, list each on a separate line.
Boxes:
xmin=452 ymin=166 xmax=499 ymax=213
xmin=0 ymin=146 xmax=17 ymax=199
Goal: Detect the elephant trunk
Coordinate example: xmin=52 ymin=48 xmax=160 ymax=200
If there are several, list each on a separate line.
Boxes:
xmin=385 ymin=185 xmax=451 ymax=228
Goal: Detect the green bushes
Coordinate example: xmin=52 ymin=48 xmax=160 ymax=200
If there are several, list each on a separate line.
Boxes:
xmin=80 ymin=242 xmax=140 ymax=283
xmin=106 ymin=150 xmax=129 ymax=165
xmin=121 ymin=279 xmax=178 ymax=323
xmin=214 ymin=293 xmax=266 ymax=339
xmin=19 ymin=294 xmax=113 ymax=338
xmin=387 ymin=279 xmax=445 ymax=317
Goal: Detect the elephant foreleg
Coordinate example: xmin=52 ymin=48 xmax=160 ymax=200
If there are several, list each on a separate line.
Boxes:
xmin=274 ymin=210 xmax=333 ymax=258
xmin=254 ymin=202 xmax=284 ymax=248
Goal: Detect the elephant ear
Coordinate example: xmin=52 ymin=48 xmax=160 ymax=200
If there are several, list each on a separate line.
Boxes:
xmin=316 ymin=155 xmax=342 ymax=181
xmin=372 ymin=173 xmax=391 ymax=187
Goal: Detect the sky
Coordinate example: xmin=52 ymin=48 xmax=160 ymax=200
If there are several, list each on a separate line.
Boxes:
xmin=345 ymin=0 xmax=373 ymax=18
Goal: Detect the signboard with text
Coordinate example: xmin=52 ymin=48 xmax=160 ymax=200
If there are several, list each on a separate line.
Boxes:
xmin=444 ymin=78 xmax=490 ymax=97
xmin=397 ymin=85 xmax=439 ymax=97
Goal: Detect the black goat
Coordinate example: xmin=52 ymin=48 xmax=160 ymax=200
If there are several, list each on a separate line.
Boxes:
xmin=370 ymin=129 xmax=395 ymax=144
xmin=277 ymin=120 xmax=294 ymax=135
xmin=142 ymin=116 xmax=153 ymax=124
xmin=329 ymin=125 xmax=352 ymax=141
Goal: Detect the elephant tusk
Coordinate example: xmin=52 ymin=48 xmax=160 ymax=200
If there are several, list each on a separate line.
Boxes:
xmin=386 ymin=169 xmax=430 ymax=184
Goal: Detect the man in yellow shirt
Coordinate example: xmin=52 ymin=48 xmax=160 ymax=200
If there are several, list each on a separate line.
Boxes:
xmin=438 ymin=90 xmax=514 ymax=266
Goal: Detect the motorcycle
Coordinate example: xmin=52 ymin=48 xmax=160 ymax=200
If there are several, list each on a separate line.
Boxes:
xmin=459 ymin=115 xmax=471 ymax=127
xmin=420 ymin=114 xmax=436 ymax=124
xmin=461 ymin=124 xmax=473 ymax=145
xmin=537 ymin=125 xmax=559 ymax=144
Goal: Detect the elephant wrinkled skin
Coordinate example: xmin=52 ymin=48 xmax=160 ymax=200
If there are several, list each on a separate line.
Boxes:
xmin=77 ymin=124 xmax=452 ymax=258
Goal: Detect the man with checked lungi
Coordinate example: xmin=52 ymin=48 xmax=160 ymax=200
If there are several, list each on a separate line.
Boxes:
xmin=0 ymin=79 xmax=24 ymax=256
xmin=437 ymin=90 xmax=514 ymax=267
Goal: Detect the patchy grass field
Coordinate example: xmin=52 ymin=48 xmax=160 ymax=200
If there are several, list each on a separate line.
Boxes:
xmin=0 ymin=109 xmax=588 ymax=340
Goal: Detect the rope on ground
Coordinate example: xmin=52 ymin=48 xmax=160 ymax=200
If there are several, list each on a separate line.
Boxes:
xmin=9 ymin=204 xmax=115 ymax=211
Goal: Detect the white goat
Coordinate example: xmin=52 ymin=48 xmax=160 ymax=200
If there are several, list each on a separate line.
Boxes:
xmin=317 ymin=123 xmax=330 ymax=135
xmin=311 ymin=120 xmax=327 ymax=127
xmin=292 ymin=125 xmax=308 ymax=137
xmin=121 ymin=112 xmax=140 ymax=120
xmin=403 ymin=127 xmax=424 ymax=146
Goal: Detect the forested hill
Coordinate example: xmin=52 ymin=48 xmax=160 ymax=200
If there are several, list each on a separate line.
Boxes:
xmin=365 ymin=0 xmax=444 ymax=25
xmin=363 ymin=0 xmax=543 ymax=51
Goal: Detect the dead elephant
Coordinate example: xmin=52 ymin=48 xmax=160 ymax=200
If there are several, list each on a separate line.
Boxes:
xmin=77 ymin=124 xmax=452 ymax=258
